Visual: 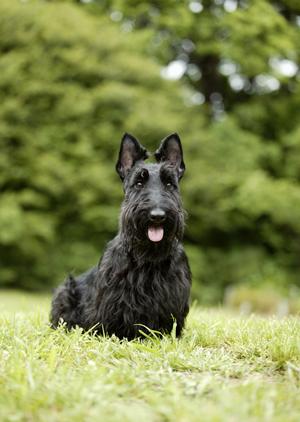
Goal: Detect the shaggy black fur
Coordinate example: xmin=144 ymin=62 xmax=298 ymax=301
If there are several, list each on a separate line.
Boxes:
xmin=50 ymin=133 xmax=191 ymax=340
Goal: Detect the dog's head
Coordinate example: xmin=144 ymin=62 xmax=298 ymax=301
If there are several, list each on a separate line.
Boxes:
xmin=116 ymin=133 xmax=186 ymax=255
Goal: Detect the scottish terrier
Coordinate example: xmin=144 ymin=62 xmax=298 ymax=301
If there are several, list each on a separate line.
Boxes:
xmin=50 ymin=133 xmax=191 ymax=339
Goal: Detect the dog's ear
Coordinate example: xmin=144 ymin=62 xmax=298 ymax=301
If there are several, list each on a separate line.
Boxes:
xmin=155 ymin=133 xmax=185 ymax=179
xmin=116 ymin=133 xmax=149 ymax=181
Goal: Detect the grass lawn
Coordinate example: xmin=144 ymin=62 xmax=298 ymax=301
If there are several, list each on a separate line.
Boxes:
xmin=0 ymin=290 xmax=300 ymax=421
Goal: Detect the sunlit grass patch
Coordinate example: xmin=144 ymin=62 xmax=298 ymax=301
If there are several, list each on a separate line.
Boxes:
xmin=0 ymin=291 xmax=300 ymax=421
xmin=0 ymin=289 xmax=51 ymax=313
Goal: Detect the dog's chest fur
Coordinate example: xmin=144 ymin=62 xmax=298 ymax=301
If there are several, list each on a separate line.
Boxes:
xmin=80 ymin=238 xmax=190 ymax=339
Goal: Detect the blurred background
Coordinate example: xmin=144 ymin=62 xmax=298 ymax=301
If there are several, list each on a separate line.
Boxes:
xmin=1 ymin=0 xmax=300 ymax=314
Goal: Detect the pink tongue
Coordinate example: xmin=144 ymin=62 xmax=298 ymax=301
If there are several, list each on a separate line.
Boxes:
xmin=148 ymin=226 xmax=164 ymax=242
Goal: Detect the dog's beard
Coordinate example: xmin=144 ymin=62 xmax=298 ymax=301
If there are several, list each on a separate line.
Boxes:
xmin=120 ymin=206 xmax=184 ymax=262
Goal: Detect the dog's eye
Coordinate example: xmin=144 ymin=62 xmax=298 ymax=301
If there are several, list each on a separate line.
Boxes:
xmin=136 ymin=181 xmax=143 ymax=188
xmin=166 ymin=182 xmax=173 ymax=188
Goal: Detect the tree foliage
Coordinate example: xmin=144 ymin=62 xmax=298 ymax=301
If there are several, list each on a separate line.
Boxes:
xmin=0 ymin=0 xmax=187 ymax=289
xmin=0 ymin=0 xmax=300 ymax=301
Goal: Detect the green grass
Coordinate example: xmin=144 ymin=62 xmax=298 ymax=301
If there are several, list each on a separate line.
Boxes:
xmin=0 ymin=291 xmax=300 ymax=421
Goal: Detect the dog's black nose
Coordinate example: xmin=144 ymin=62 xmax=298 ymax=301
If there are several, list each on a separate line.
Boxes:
xmin=149 ymin=208 xmax=166 ymax=223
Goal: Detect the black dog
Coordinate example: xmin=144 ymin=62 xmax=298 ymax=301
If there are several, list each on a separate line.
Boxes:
xmin=50 ymin=133 xmax=191 ymax=339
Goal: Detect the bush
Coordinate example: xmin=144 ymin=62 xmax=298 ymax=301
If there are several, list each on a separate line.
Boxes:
xmin=0 ymin=0 xmax=186 ymax=289
xmin=1 ymin=0 xmax=300 ymax=301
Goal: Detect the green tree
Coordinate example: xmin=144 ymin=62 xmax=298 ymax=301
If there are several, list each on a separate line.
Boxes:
xmin=100 ymin=0 xmax=300 ymax=300
xmin=1 ymin=0 xmax=300 ymax=303
xmin=0 ymin=0 xmax=188 ymax=289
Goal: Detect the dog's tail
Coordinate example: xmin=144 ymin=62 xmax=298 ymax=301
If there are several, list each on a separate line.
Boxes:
xmin=50 ymin=275 xmax=80 ymax=329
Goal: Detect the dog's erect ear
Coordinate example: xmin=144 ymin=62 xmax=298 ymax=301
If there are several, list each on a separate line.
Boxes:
xmin=155 ymin=133 xmax=185 ymax=179
xmin=116 ymin=133 xmax=149 ymax=180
